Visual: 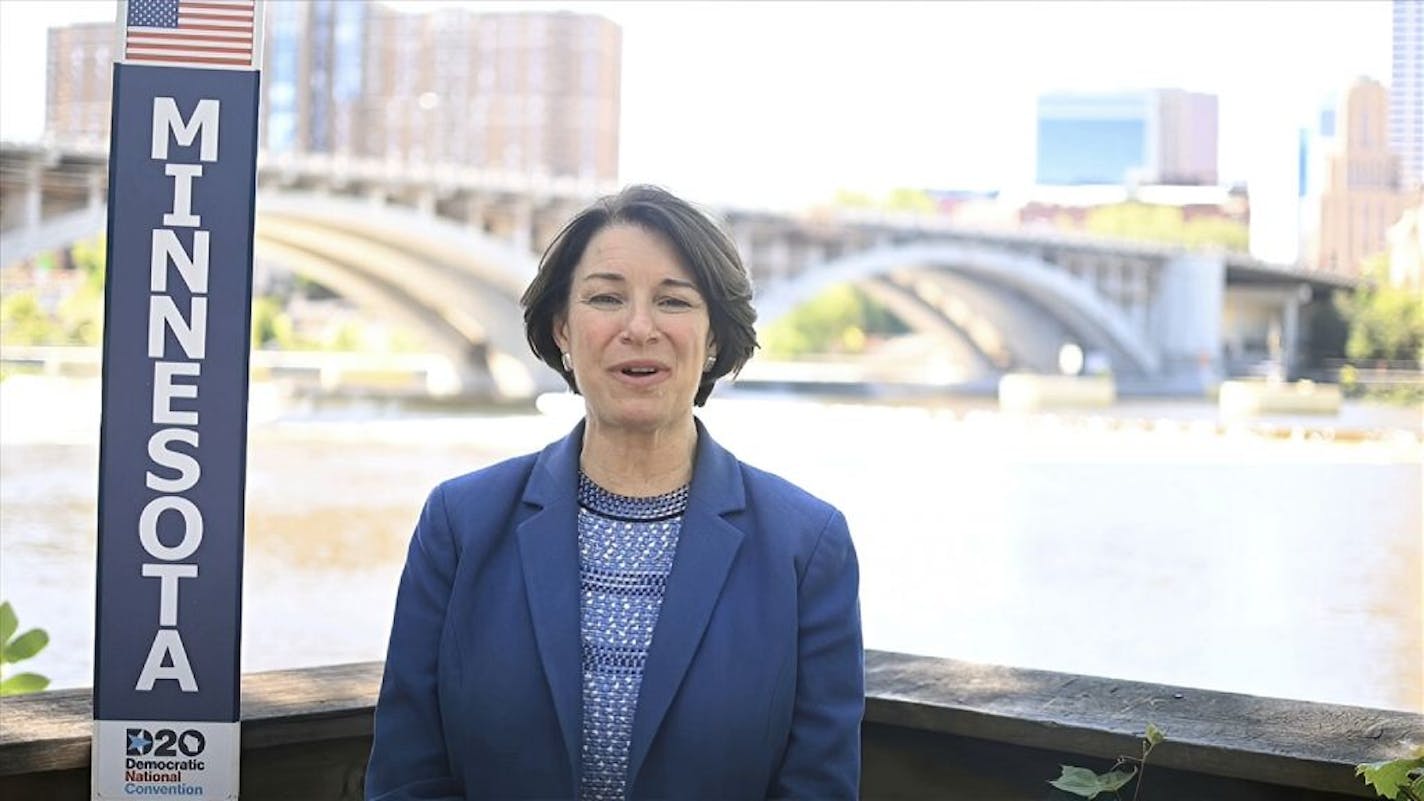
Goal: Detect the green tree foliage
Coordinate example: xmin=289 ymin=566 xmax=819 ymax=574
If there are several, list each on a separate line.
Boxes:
xmin=328 ymin=320 xmax=365 ymax=351
xmin=250 ymin=295 xmax=299 ymax=349
xmin=761 ymin=284 xmax=909 ymax=358
xmin=2 ymin=240 xmax=400 ymax=353
xmin=884 ymin=187 xmax=936 ymax=215
xmin=832 ymin=188 xmax=875 ymax=209
xmin=1083 ymin=202 xmax=1249 ymax=252
xmin=0 ymin=291 xmax=58 ymax=345
xmin=0 ymin=601 xmax=50 ymax=696
xmin=0 ymin=238 xmax=106 ymax=346
xmin=830 ymin=187 xmax=936 ymax=215
xmin=1335 ymin=256 xmax=1424 ymax=364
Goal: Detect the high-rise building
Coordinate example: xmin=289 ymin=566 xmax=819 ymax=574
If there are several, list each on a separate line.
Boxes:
xmin=43 ymin=1 xmax=622 ymax=181
xmin=260 ymin=0 xmax=368 ymax=157
xmin=1304 ymin=78 xmax=1414 ymax=276
xmin=45 ymin=22 xmax=114 ymax=147
xmin=1392 ymin=0 xmax=1424 ymax=189
xmin=1035 ymin=89 xmax=1218 ymax=187
xmin=1387 ymin=203 xmax=1423 ymax=289
xmin=359 ymin=7 xmax=622 ymax=179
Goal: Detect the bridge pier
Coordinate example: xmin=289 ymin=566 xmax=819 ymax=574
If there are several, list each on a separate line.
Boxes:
xmin=85 ymin=170 xmax=105 ymax=211
xmin=22 ymin=162 xmax=42 ymax=231
xmin=1147 ymin=254 xmax=1225 ymax=395
xmin=461 ymin=196 xmax=491 ymax=235
xmin=510 ymin=199 xmax=533 ymax=256
xmin=1222 ymin=284 xmax=1314 ymax=379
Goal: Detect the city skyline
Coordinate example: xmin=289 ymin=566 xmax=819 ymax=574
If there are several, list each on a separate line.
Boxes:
xmin=0 ymin=0 xmax=1395 ymax=214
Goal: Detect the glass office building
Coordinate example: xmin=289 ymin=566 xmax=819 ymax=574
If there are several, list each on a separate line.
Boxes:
xmin=1035 ymin=90 xmax=1217 ymax=187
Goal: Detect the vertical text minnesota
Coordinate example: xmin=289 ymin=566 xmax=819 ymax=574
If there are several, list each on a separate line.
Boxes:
xmin=134 ymin=97 xmax=222 ymax=693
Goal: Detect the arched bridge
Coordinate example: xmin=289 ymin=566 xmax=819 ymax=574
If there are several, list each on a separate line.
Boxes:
xmin=1 ymin=142 xmax=1356 ymax=397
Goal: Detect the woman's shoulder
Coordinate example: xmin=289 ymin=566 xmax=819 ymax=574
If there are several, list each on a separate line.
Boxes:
xmin=696 ymin=422 xmax=843 ymax=535
xmin=430 ymin=450 xmax=541 ymax=509
xmin=735 ymin=459 xmax=846 ymax=536
xmin=736 ymin=461 xmax=832 ymax=512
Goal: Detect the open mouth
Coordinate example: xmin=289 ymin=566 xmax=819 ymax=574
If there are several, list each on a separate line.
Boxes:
xmin=621 ymin=366 xmax=659 ymax=376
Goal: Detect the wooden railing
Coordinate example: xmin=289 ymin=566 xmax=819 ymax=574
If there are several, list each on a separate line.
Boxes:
xmin=2 ymin=651 xmax=1418 ymax=799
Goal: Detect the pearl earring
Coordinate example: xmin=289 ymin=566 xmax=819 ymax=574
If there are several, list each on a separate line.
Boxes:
xmin=561 ymin=352 xmax=573 ymax=372
xmin=705 ymin=354 xmax=717 ymax=372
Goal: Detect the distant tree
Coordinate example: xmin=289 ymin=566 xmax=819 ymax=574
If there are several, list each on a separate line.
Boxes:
xmin=0 ymin=238 xmax=106 ymax=346
xmin=250 ymin=295 xmax=301 ymax=349
xmin=829 ymin=187 xmax=936 ymax=215
xmin=1335 ymin=255 xmax=1424 ymax=364
xmin=0 ymin=291 xmax=60 ymax=345
xmin=762 ymin=284 xmax=909 ymax=358
xmin=1081 ymin=202 xmax=1249 ymax=252
xmin=831 ymin=188 xmax=875 ymax=209
xmin=884 ymin=188 xmax=936 ymax=215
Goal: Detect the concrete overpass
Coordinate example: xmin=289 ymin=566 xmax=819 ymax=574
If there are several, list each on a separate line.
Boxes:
xmin=1 ymin=141 xmax=1357 ymax=397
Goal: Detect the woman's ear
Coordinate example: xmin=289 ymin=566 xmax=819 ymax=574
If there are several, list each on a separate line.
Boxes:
xmin=553 ymin=316 xmax=569 ymax=352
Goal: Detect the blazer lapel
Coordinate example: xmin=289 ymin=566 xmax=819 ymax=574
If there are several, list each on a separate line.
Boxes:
xmin=626 ymin=420 xmax=746 ymax=787
xmin=516 ymin=422 xmax=584 ymax=788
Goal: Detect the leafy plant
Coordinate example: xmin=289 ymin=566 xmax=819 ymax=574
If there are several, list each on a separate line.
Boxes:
xmin=1358 ymin=754 xmax=1424 ymax=801
xmin=1050 ymin=723 xmax=1163 ymax=800
xmin=0 ymin=601 xmax=51 ymax=696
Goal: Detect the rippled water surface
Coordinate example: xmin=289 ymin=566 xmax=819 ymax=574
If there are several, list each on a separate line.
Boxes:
xmin=2 ymin=377 xmax=1420 ymax=711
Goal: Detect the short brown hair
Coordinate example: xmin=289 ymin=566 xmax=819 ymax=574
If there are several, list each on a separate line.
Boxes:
xmin=521 ymin=185 xmax=758 ymax=406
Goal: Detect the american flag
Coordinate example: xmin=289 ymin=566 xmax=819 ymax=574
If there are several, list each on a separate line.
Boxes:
xmin=125 ymin=0 xmax=256 ymax=68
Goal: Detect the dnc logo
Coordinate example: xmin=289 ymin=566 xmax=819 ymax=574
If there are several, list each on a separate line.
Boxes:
xmin=124 ymin=727 xmax=206 ymax=757
xmin=126 ymin=728 xmax=154 ymax=756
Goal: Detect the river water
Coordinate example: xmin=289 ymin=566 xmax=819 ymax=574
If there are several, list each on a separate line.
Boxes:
xmin=1 ymin=376 xmax=1420 ymax=712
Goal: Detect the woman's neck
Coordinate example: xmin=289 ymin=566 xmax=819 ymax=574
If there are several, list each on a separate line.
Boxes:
xmin=579 ymin=416 xmax=697 ymax=497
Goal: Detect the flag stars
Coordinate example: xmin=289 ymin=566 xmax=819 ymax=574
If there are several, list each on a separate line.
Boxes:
xmin=128 ymin=0 xmax=180 ymax=29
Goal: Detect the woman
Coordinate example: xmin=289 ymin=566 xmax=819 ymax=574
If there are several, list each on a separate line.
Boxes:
xmin=366 ymin=185 xmax=863 ymax=801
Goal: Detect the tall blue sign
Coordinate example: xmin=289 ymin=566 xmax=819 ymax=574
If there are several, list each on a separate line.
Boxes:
xmin=93 ymin=2 xmax=263 ymax=798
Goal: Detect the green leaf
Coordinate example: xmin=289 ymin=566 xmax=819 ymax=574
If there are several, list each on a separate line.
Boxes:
xmin=0 ymin=602 xmax=16 ymax=652
xmin=1 ymin=628 xmax=48 ymax=663
xmin=1094 ymin=769 xmax=1137 ymax=793
xmin=1049 ymin=765 xmax=1137 ymax=799
xmin=1145 ymin=723 xmax=1165 ymax=747
xmin=0 ymin=672 xmax=49 ymax=696
xmin=1357 ymin=758 xmax=1424 ymax=800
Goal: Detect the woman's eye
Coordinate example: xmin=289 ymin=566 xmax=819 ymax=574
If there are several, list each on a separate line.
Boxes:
xmin=586 ymin=294 xmax=621 ymax=307
xmin=660 ymin=296 xmax=694 ymax=309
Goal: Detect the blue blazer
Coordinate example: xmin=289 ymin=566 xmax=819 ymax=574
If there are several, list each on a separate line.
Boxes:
xmin=366 ymin=419 xmax=863 ymax=800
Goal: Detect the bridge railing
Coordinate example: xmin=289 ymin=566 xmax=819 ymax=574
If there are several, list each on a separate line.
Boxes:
xmin=1 ymin=651 xmax=1415 ymax=799
xmin=0 ymin=346 xmax=463 ymax=396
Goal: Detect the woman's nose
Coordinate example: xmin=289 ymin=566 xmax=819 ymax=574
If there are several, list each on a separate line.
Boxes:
xmin=622 ymin=300 xmax=658 ymax=342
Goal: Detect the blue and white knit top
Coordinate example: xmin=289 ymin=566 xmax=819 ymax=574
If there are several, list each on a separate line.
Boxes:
xmin=576 ymin=471 xmax=688 ymax=801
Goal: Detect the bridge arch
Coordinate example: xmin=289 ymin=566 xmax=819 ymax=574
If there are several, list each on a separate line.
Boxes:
xmin=2 ymin=192 xmax=565 ymax=398
xmin=753 ymin=242 xmax=1162 ymax=377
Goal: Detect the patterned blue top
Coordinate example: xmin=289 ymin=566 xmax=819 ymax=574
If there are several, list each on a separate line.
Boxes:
xmin=576 ymin=472 xmax=688 ymax=801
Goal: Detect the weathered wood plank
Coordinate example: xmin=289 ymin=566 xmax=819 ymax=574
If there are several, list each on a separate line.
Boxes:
xmin=863 ymin=721 xmax=1362 ymax=801
xmin=863 ymin=650 xmax=1424 ymax=797
xmin=0 ymin=686 xmax=91 ymax=775
xmin=0 ymin=661 xmax=382 ymax=776
xmin=2 ymin=651 xmax=1418 ymax=801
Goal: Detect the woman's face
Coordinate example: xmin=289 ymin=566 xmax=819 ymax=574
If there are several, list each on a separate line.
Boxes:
xmin=555 ymin=224 xmax=713 ymax=436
